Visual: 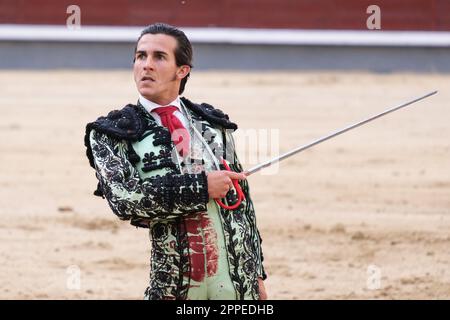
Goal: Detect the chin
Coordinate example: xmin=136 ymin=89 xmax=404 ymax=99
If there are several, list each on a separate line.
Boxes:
xmin=139 ymin=88 xmax=157 ymax=100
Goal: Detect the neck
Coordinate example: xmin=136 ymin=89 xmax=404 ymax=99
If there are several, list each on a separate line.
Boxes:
xmin=143 ymin=92 xmax=179 ymax=106
xmin=139 ymin=93 xmax=180 ymax=109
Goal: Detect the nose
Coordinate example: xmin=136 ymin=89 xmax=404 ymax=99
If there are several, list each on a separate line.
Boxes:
xmin=143 ymin=56 xmax=155 ymax=71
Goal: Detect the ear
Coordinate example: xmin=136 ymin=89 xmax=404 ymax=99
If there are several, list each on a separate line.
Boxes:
xmin=177 ymin=65 xmax=191 ymax=80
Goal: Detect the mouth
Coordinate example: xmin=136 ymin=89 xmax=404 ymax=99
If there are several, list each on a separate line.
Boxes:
xmin=141 ymin=76 xmax=155 ymax=83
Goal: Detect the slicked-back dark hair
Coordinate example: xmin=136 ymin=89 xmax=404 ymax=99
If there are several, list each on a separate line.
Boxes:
xmin=134 ymin=23 xmax=193 ymax=94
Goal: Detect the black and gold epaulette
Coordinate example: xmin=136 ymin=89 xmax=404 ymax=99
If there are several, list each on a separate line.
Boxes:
xmin=181 ymin=97 xmax=238 ymax=131
xmin=84 ymin=104 xmax=147 ymax=169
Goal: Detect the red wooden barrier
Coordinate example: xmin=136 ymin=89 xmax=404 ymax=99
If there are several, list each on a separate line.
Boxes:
xmin=1 ymin=0 xmax=449 ymax=31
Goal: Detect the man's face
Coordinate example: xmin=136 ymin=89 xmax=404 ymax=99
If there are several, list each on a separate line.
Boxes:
xmin=133 ymin=33 xmax=190 ymax=104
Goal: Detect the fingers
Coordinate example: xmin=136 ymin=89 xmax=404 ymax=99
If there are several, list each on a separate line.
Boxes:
xmin=220 ymin=171 xmax=243 ymax=198
xmin=258 ymin=278 xmax=267 ymax=300
xmin=206 ymin=170 xmax=246 ymax=200
xmin=219 ymin=179 xmax=232 ymax=198
xmin=223 ymin=170 xmax=246 ymax=180
xmin=219 ymin=191 xmax=228 ymax=198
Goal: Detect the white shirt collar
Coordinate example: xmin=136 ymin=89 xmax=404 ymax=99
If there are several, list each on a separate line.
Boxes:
xmin=138 ymin=94 xmax=181 ymax=113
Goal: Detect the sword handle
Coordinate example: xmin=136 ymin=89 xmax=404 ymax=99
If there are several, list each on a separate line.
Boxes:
xmin=215 ymin=159 xmax=245 ymax=210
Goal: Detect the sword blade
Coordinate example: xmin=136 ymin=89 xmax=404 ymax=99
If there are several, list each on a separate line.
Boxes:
xmin=245 ymin=90 xmax=438 ymax=176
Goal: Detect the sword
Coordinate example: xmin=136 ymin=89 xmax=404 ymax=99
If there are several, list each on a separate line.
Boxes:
xmin=245 ymin=91 xmax=438 ymax=176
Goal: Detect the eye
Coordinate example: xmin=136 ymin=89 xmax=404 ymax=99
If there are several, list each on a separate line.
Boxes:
xmin=136 ymin=53 xmax=146 ymax=60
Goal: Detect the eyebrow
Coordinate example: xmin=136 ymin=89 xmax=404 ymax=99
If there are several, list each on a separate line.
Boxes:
xmin=135 ymin=50 xmax=169 ymax=57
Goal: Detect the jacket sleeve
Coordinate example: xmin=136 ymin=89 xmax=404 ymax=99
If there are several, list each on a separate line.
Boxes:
xmin=89 ymin=129 xmax=209 ymax=222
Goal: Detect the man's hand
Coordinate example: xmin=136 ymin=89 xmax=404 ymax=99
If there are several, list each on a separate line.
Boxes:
xmin=207 ymin=170 xmax=246 ymax=199
xmin=258 ymin=278 xmax=267 ymax=300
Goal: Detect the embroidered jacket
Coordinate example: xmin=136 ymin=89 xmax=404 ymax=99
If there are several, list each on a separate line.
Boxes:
xmin=85 ymin=97 xmax=266 ymax=299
